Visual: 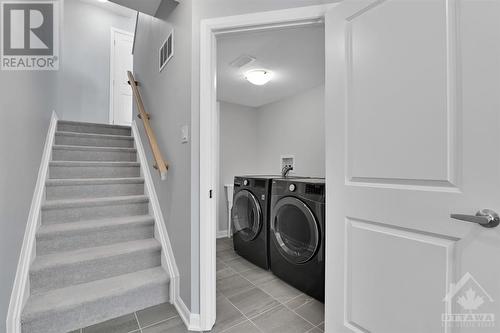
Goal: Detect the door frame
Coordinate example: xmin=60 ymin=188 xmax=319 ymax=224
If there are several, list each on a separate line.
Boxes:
xmin=109 ymin=27 xmax=134 ymax=125
xmin=199 ymin=4 xmax=337 ymax=330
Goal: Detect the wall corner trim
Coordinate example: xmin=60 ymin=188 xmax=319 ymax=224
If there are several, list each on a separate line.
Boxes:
xmin=6 ymin=111 xmax=59 ymax=333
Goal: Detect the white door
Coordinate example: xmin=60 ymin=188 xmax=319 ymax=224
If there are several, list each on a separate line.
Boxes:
xmin=111 ymin=29 xmax=134 ymax=126
xmin=326 ymin=1 xmax=500 ymax=333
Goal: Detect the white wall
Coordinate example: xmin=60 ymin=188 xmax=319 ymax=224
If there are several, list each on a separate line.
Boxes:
xmin=218 ymin=102 xmax=259 ymax=235
xmin=217 ymin=85 xmax=325 ymax=235
xmin=256 ymin=85 xmax=325 ymax=177
xmin=58 ymin=0 xmax=136 ymax=123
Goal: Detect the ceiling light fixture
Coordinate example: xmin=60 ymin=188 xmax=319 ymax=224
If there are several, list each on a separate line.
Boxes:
xmin=245 ymin=69 xmax=274 ymax=86
xmin=97 ymin=0 xmax=108 ymax=3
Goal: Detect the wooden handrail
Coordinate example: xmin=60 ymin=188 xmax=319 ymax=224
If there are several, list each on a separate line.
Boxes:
xmin=127 ymin=71 xmax=169 ymax=180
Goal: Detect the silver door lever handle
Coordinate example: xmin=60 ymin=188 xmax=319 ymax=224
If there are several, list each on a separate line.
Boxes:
xmin=450 ymin=209 xmax=500 ymax=228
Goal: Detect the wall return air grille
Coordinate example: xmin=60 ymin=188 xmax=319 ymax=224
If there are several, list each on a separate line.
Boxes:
xmin=159 ymin=30 xmax=174 ymax=72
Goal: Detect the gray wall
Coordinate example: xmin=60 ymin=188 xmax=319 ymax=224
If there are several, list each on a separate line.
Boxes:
xmin=218 ymin=102 xmax=259 ymax=234
xmin=133 ymin=0 xmax=194 ymax=310
xmin=256 ymin=85 xmax=325 ymax=177
xmin=217 ymin=86 xmax=325 ymax=235
xmin=0 ymin=72 xmax=57 ymax=331
xmin=58 ymin=0 xmax=135 ymax=123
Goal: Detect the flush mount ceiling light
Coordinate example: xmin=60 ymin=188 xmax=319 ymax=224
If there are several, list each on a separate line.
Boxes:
xmin=244 ymin=69 xmax=274 ymax=86
xmin=97 ymin=0 xmax=108 ymax=3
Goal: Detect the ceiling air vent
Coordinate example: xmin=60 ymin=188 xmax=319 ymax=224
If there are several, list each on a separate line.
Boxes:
xmin=229 ymin=54 xmax=256 ymax=69
xmin=159 ymin=30 xmax=174 ymax=72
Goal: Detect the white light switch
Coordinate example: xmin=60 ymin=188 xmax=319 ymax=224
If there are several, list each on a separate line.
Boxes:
xmin=181 ymin=125 xmax=189 ymax=143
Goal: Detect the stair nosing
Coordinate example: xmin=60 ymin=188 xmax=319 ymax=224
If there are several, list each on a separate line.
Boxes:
xmin=55 ymin=131 xmax=133 ymax=140
xmin=21 ymin=267 xmax=169 ymax=321
xmin=31 ymin=239 xmax=161 ymax=272
xmin=37 ymin=215 xmax=155 ymax=237
xmin=52 ymin=145 xmax=137 ymax=152
xmin=42 ymin=195 xmax=149 ymax=210
xmin=46 ymin=177 xmax=145 ymax=186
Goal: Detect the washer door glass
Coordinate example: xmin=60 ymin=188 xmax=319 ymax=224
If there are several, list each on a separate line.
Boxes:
xmin=271 ymin=197 xmax=319 ymax=264
xmin=232 ymin=189 xmax=262 ymax=242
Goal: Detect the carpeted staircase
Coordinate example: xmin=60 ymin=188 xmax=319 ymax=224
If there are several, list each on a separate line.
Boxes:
xmin=20 ymin=121 xmax=170 ymax=333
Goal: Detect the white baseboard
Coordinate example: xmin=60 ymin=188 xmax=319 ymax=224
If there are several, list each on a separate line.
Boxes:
xmin=174 ymin=295 xmax=202 ymax=332
xmin=216 ymin=230 xmax=230 ymax=239
xmin=132 ymin=121 xmax=180 ymax=304
xmin=7 ymin=111 xmax=59 ymax=333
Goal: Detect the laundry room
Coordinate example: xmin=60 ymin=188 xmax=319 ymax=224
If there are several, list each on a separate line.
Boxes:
xmin=215 ymin=23 xmax=326 ymax=331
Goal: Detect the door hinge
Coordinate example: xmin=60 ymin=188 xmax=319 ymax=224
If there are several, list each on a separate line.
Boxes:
xmin=209 ymin=190 xmax=213 ymax=199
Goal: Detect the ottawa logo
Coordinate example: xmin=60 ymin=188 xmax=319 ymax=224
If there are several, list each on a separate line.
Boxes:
xmin=442 ymin=272 xmax=495 ymax=328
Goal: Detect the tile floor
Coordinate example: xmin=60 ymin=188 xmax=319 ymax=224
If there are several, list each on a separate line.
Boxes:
xmin=70 ymin=238 xmax=324 ymax=333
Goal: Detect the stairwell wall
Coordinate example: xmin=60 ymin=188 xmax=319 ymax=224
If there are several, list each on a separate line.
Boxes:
xmin=132 ymin=0 xmax=193 ymax=311
xmin=0 ymin=72 xmax=57 ymax=331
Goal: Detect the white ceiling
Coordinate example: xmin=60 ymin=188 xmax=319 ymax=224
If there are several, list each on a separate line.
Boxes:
xmin=217 ymin=24 xmax=325 ymax=108
xmin=79 ymin=0 xmax=137 ymax=18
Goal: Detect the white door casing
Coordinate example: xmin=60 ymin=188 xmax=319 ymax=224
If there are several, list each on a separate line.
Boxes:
xmin=110 ymin=28 xmax=134 ymax=126
xmin=326 ymin=1 xmax=500 ymax=333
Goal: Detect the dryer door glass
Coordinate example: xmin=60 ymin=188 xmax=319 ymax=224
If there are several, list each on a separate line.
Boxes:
xmin=271 ymin=197 xmax=319 ymax=264
xmin=231 ymin=189 xmax=262 ymax=242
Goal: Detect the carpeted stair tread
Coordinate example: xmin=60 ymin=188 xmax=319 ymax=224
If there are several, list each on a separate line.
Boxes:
xmin=53 ymin=145 xmax=137 ymax=153
xmin=54 ymin=131 xmax=134 ymax=148
xmin=31 ymin=239 xmax=161 ymax=272
xmin=21 ymin=268 xmax=169 ymax=333
xmin=37 ymin=215 xmax=155 ymax=236
xmin=49 ymin=161 xmax=140 ymax=167
xmin=42 ymin=195 xmax=148 ymax=210
xmin=46 ymin=177 xmax=145 ymax=186
xmin=57 ymin=121 xmax=132 ymax=136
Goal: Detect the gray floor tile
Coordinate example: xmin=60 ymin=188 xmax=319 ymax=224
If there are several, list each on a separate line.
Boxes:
xmin=82 ymin=313 xmax=139 ymax=333
xmin=136 ymin=302 xmax=179 ymax=328
xmin=210 ymin=295 xmax=246 ymax=333
xmin=317 ymin=322 xmax=325 ymax=331
xmin=242 ymin=267 xmax=277 ymax=286
xmin=217 ymin=266 xmax=237 ymax=280
xmin=228 ymin=287 xmax=280 ymax=318
xmin=67 ymin=330 xmax=81 ymax=333
xmin=216 ymin=273 xmax=254 ymax=298
xmin=216 ymin=258 xmax=228 ymax=272
xmin=222 ymin=320 xmax=261 ymax=333
xmin=251 ymin=305 xmax=313 ymax=333
xmin=142 ymin=317 xmax=189 ymax=333
xmin=258 ymin=278 xmax=302 ymax=303
xmin=216 ymin=249 xmax=240 ymax=263
xmin=285 ymin=294 xmax=314 ymax=310
xmin=305 ymin=327 xmax=322 ymax=333
xmin=225 ymin=256 xmax=258 ymax=273
xmin=216 ymin=238 xmax=233 ymax=252
xmin=294 ymin=299 xmax=324 ymax=326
